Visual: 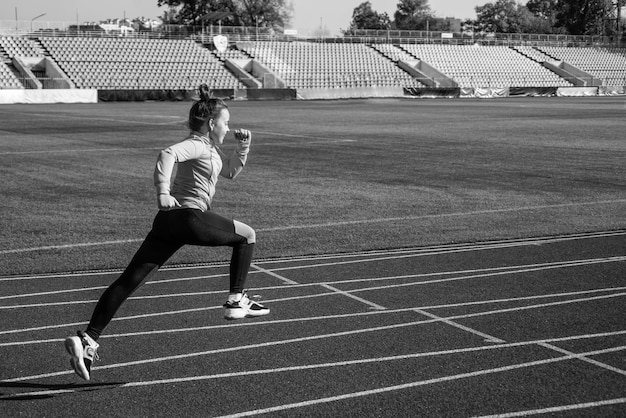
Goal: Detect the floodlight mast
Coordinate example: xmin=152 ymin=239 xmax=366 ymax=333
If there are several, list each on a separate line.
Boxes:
xmin=608 ymin=0 xmax=624 ymax=47
xmin=618 ymin=0 xmax=622 ymax=47
xmin=31 ymin=13 xmax=46 ymax=32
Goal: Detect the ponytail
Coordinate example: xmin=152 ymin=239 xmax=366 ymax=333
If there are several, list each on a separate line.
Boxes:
xmin=188 ymin=84 xmax=228 ymax=132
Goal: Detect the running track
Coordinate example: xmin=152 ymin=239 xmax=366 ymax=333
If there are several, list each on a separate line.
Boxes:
xmin=1 ymin=230 xmax=625 ymax=417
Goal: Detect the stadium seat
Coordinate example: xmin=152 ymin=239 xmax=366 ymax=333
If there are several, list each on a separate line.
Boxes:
xmin=37 ymin=36 xmax=245 ymax=90
xmin=237 ymin=41 xmax=424 ymax=89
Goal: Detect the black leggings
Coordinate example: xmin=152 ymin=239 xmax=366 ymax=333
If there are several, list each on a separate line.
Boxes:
xmin=87 ymin=209 xmax=255 ymax=338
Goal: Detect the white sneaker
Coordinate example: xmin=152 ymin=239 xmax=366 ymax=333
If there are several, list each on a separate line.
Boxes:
xmin=223 ymin=293 xmax=270 ymax=320
xmin=65 ymin=331 xmax=99 ymax=380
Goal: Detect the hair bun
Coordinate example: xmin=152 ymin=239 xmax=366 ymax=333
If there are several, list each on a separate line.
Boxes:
xmin=198 ymin=84 xmax=212 ymax=102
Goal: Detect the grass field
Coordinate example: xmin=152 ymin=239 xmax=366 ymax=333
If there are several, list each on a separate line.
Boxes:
xmin=1 ymin=96 xmax=625 ymax=416
xmin=1 ymin=97 xmax=625 ymax=276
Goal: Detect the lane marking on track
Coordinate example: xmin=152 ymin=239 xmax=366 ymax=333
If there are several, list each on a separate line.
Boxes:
xmin=1 ymin=254 xmax=624 ymax=330
xmin=413 ymin=309 xmax=506 ymax=343
xmin=473 ymin=397 xmax=626 ymax=418
xmin=6 ymin=254 xmax=623 ymax=302
xmin=1 ymin=260 xmax=625 ymax=335
xmin=2 ymin=230 xmax=625 ymax=283
xmin=2 ymin=219 xmax=625 ymax=256
xmin=215 ymin=346 xmax=626 ymax=417
xmin=319 ymin=284 xmax=387 ymax=310
xmin=537 ymin=342 xmax=626 ymax=376
xmin=3 ymin=345 xmax=625 ymax=410
xmin=3 ymin=292 xmax=625 ymax=381
xmin=251 ymin=263 xmax=298 ymax=285
xmin=2 ymin=286 xmax=626 ymax=346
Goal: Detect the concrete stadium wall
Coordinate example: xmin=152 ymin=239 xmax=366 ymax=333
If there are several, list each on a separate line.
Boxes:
xmin=0 ymin=89 xmax=97 ymax=104
xmin=0 ymin=86 xmax=621 ymax=104
xmin=297 ymin=87 xmax=404 ymax=100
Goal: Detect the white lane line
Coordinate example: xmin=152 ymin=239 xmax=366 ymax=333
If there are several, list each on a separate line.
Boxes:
xmin=473 ymin=398 xmax=626 ymax=418
xmin=251 ymin=263 xmax=299 ymax=285
xmin=3 ymin=217 xmax=625 ymax=256
xmin=319 ymin=284 xmax=387 ymax=310
xmin=215 ymin=346 xmax=626 ymax=418
xmin=0 ymin=272 xmax=227 ymax=299
xmin=2 ymin=254 xmax=624 ymax=301
xmin=1 ymin=280 xmax=624 ymax=337
xmin=322 ymin=273 xmax=506 ymax=345
xmin=4 ymin=291 xmax=626 ymax=381
xmin=2 ymin=333 xmax=625 ymax=396
xmin=3 ymin=291 xmax=625 ymax=347
xmin=538 ymin=342 xmax=626 ymax=376
xmin=413 ymin=309 xmax=506 ymax=343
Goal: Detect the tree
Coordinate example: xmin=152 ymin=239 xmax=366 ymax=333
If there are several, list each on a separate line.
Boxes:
xmin=554 ymin=0 xmax=612 ymax=35
xmin=471 ymin=0 xmax=527 ymax=33
xmin=156 ymin=0 xmax=292 ymax=27
xmin=394 ymin=0 xmax=434 ymax=30
xmin=526 ymin=0 xmax=557 ymax=22
xmin=525 ymin=0 xmax=561 ymax=32
xmin=237 ymin=0 xmax=292 ymax=28
xmin=469 ymin=0 xmax=622 ymax=36
xmin=348 ymin=1 xmax=392 ymax=30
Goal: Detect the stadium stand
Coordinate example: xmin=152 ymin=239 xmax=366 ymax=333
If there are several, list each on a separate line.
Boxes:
xmin=400 ymin=44 xmax=573 ymax=88
xmin=213 ymin=48 xmax=251 ymax=62
xmin=534 ymin=47 xmax=626 ymax=87
xmin=0 ymin=36 xmax=45 ymax=58
xmin=236 ymin=41 xmax=425 ymax=89
xmin=511 ymin=46 xmax=555 ymax=64
xmin=0 ymin=34 xmax=625 ymax=95
xmin=0 ymin=62 xmax=24 ymax=89
xmin=37 ymin=37 xmax=245 ymax=90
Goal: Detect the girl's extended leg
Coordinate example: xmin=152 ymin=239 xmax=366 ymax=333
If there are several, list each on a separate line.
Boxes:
xmin=187 ymin=211 xmax=256 ymax=293
xmin=230 ymin=220 xmax=256 ymax=293
xmin=186 ymin=211 xmax=267 ymax=319
xmin=85 ymin=236 xmax=181 ymax=340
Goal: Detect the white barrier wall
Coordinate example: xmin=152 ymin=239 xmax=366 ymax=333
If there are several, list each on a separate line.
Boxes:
xmin=296 ymin=87 xmax=404 ymax=100
xmin=0 ymin=89 xmax=97 ymax=104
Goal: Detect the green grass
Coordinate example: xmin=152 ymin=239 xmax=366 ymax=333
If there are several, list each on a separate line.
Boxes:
xmin=1 ymin=97 xmax=625 ymax=276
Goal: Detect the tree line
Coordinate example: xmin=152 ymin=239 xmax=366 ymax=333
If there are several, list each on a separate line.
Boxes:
xmin=155 ymin=0 xmax=624 ymax=38
xmin=349 ymin=0 xmax=624 ymax=37
xmin=156 ymin=0 xmax=292 ymax=28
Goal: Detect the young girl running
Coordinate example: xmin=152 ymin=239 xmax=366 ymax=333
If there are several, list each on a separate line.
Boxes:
xmin=65 ymin=85 xmax=269 ymax=380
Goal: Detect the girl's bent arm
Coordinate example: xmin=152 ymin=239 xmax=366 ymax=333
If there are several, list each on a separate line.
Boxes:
xmin=220 ymin=130 xmax=251 ymax=179
xmin=154 ymin=150 xmax=177 ymax=195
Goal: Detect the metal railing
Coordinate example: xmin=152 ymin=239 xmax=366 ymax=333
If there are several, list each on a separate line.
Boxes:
xmin=342 ymin=29 xmax=615 ymax=48
xmin=1 ymin=20 xmax=623 ymax=47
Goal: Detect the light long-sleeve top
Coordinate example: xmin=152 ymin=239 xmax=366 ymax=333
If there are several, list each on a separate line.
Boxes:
xmin=153 ymin=134 xmax=249 ymax=211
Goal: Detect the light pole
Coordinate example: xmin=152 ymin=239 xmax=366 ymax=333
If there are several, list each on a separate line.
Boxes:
xmin=31 ymin=13 xmax=46 ymax=33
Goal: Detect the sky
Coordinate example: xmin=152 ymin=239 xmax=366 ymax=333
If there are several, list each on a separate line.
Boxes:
xmin=1 ymin=0 xmax=483 ymax=35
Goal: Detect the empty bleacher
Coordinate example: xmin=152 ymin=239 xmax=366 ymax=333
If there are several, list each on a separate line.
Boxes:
xmin=400 ymin=44 xmax=572 ymax=88
xmin=237 ymin=41 xmax=424 ymax=89
xmin=511 ymin=46 xmax=556 ymax=64
xmin=38 ymin=37 xmax=245 ymax=90
xmin=0 ymin=36 xmax=45 ymax=59
xmin=213 ymin=48 xmax=251 ymax=62
xmin=534 ymin=47 xmax=626 ymax=87
xmin=0 ymin=62 xmax=23 ymax=89
xmin=0 ymin=36 xmax=44 ymax=89
xmin=0 ymin=34 xmax=624 ymax=93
